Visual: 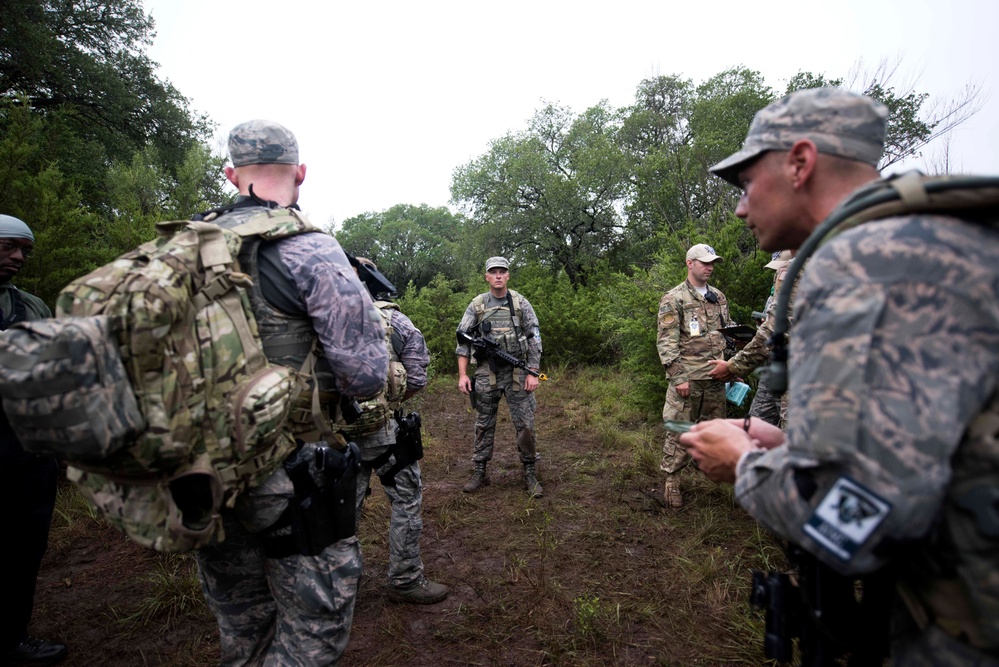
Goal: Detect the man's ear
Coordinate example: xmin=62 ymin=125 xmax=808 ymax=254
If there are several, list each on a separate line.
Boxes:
xmin=786 ymin=140 xmax=818 ymax=189
xmin=224 ymin=166 xmax=239 ymax=187
xmin=295 ymin=163 xmax=307 ymax=187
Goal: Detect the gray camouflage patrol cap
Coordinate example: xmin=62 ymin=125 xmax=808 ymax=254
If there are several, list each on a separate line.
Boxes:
xmin=228 ymin=119 xmax=299 ymax=167
xmin=485 ymin=256 xmax=510 ymax=271
xmin=709 ymin=87 xmax=888 ymax=186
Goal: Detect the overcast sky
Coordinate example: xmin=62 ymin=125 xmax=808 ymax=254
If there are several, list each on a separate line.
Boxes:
xmin=144 ymin=0 xmax=998 ymax=227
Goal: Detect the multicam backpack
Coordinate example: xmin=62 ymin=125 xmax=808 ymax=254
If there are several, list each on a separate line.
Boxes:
xmin=0 ymin=209 xmax=322 ymax=552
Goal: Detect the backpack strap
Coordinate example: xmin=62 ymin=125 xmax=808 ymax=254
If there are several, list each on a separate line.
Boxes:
xmin=0 ymin=287 xmax=25 ymax=331
xmin=183 ymin=221 xmax=270 ymax=376
xmin=231 ymin=208 xmax=324 ymax=240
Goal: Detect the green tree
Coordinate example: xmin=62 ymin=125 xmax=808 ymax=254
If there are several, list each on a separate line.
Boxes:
xmin=451 ymin=102 xmax=632 ymax=286
xmin=786 ymin=60 xmax=984 ymax=170
xmin=0 ymin=100 xmax=109 ymax=305
xmin=620 ymin=68 xmax=774 ymax=241
xmin=396 ymin=274 xmax=477 ymax=374
xmin=335 ymin=204 xmax=471 ymax=294
xmin=1 ymin=0 xmax=215 ymax=208
xmin=0 ymin=1 xmax=229 ymax=304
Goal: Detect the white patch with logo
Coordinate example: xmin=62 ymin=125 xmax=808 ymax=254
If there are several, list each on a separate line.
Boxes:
xmin=802 ymin=476 xmax=891 ymax=562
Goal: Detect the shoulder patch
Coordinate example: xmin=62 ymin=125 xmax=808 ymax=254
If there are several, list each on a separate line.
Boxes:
xmin=803 ymin=475 xmax=891 ymax=562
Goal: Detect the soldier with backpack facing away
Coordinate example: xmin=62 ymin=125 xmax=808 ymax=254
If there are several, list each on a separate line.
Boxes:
xmin=192 ymin=121 xmax=388 ymax=666
xmin=0 ymin=215 xmax=67 ymax=665
xmin=681 ymin=87 xmax=999 ymax=664
xmin=457 ymin=256 xmax=544 ymax=498
xmin=345 ymin=257 xmax=449 ymax=605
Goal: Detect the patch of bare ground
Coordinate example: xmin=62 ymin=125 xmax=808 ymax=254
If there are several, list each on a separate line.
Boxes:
xmin=30 ymin=368 xmax=783 ymax=666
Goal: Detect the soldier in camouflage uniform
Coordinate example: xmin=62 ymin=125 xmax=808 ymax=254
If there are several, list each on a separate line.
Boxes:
xmin=657 ymin=244 xmax=730 ymax=508
xmin=681 ymin=87 xmax=999 ymax=665
xmin=193 ymin=120 xmax=388 ymax=666
xmin=345 ymin=258 xmax=448 ymax=605
xmin=457 ymin=256 xmax=544 ymax=498
xmin=708 ymin=250 xmax=797 ymax=428
xmin=0 ymin=215 xmax=69 ymax=665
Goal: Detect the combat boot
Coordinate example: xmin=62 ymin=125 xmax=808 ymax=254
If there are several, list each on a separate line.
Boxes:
xmin=387 ymin=575 xmax=449 ymax=605
xmin=524 ymin=462 xmax=544 ymax=498
xmin=462 ymin=461 xmax=489 ymax=493
xmin=663 ymin=475 xmax=682 ymax=508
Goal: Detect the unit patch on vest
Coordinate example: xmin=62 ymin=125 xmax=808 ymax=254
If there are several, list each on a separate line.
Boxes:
xmin=803 ymin=475 xmax=891 ymax=562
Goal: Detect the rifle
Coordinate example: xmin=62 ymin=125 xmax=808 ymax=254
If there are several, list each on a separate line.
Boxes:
xmin=456 ymin=329 xmax=548 ymax=381
xmin=749 ymin=545 xmax=892 ymax=666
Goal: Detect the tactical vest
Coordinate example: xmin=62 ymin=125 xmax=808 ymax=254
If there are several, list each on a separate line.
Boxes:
xmin=471 ymin=289 xmax=530 ymax=389
xmin=339 ymin=301 xmax=407 ymax=437
xmin=471 ymin=289 xmax=527 ymax=359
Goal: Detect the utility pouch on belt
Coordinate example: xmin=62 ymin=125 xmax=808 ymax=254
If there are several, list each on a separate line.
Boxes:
xmin=262 ymin=441 xmax=360 ymax=558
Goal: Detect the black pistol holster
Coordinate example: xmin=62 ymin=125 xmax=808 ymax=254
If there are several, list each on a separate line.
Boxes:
xmin=750 ymin=546 xmax=893 ymax=666
xmin=370 ymin=411 xmax=425 ymax=488
xmin=261 ymin=441 xmax=361 ymax=558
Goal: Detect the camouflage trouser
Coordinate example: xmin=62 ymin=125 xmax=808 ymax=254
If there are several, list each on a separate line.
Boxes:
xmin=354 ymin=428 xmax=425 ymax=589
xmin=195 ymin=442 xmax=362 ymax=667
xmin=472 ymin=366 xmax=537 ymax=465
xmin=891 ymin=617 xmax=999 ymax=666
xmin=661 ymin=379 xmax=726 ymax=474
xmin=748 ymin=370 xmax=782 ymax=427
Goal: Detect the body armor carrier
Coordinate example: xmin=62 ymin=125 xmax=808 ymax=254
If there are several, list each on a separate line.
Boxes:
xmin=471 ymin=289 xmax=529 ymax=389
xmin=340 ymin=301 xmax=408 ymax=437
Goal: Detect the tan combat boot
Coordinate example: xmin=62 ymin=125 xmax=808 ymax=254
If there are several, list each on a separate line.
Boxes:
xmin=462 ymin=461 xmax=489 ymax=493
xmin=387 ymin=575 xmax=449 ymax=605
xmin=524 ymin=462 xmax=544 ymax=498
xmin=663 ymin=476 xmax=683 ymax=508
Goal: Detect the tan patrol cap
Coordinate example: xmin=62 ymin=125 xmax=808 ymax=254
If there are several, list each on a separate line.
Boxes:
xmin=765 ymin=250 xmax=793 ymax=270
xmin=686 ymin=244 xmax=723 ymax=263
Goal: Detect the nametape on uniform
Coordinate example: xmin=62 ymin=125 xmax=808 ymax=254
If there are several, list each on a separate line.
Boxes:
xmin=803 ymin=475 xmax=891 ymax=562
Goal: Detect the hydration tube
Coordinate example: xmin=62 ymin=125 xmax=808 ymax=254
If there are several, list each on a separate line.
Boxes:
xmin=766 ymin=172 xmax=999 ymax=395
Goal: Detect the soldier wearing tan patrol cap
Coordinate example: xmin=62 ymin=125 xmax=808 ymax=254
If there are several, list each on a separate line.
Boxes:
xmin=656 ymin=242 xmax=730 ymax=508
xmin=682 ymin=87 xmax=999 ymax=664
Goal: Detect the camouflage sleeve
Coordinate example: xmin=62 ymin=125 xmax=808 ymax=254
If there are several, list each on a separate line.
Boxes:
xmin=277 ymin=232 xmax=388 ymax=398
xmin=735 ymin=217 xmax=999 ymax=575
xmin=455 ymin=300 xmax=478 ymax=358
xmin=391 ymin=309 xmax=430 ymax=391
xmin=729 ymin=269 xmax=804 ymax=378
xmin=726 ymin=320 xmax=772 ymax=377
xmin=727 ymin=280 xmax=776 ymax=376
xmin=656 ymin=292 xmax=685 ymax=383
xmin=518 ymin=295 xmax=542 ymax=368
